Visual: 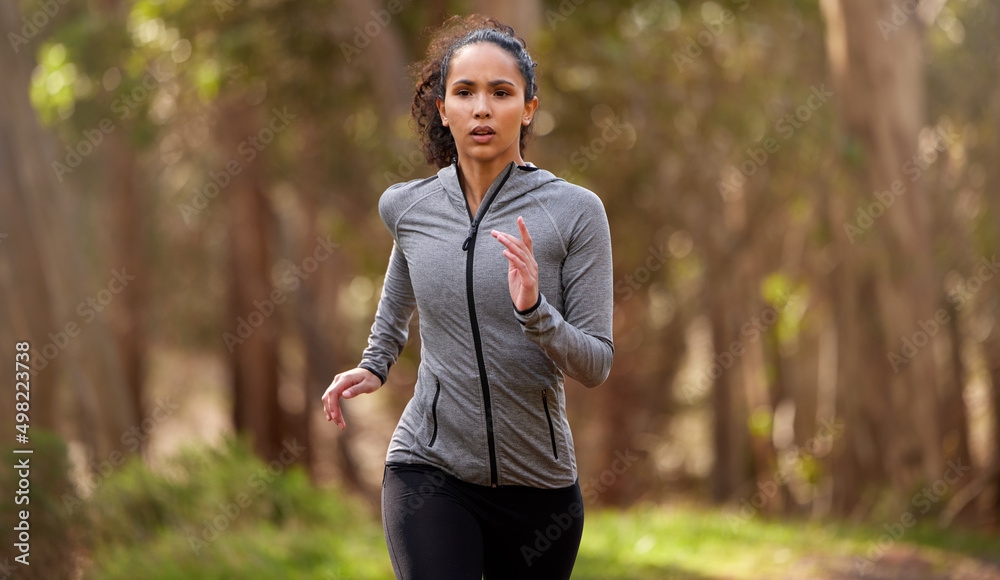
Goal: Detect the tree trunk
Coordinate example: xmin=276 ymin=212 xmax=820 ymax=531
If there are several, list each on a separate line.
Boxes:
xmin=989 ymin=327 xmax=1000 ymax=526
xmin=222 ymin=101 xmax=284 ymax=463
xmin=708 ymin=271 xmax=750 ymax=501
xmin=105 ymin=131 xmax=148 ymax=434
xmin=820 ymin=0 xmax=945 ymax=511
xmin=0 ymin=0 xmax=135 ymax=458
xmin=343 ymin=0 xmax=409 ymax=129
xmin=97 ymin=0 xmax=148 ymax=448
xmin=743 ymin=321 xmax=781 ymax=513
xmin=941 ymin=300 xmax=972 ymax=472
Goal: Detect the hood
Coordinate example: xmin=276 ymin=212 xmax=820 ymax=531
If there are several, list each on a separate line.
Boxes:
xmin=437 ymin=161 xmax=563 ymax=220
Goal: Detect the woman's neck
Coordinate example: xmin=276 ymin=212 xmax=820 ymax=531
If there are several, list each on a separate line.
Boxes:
xmin=456 ymin=152 xmax=524 ymax=216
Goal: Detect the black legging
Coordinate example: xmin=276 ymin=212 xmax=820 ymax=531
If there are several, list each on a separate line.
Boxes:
xmin=381 ymin=462 xmax=585 ymax=580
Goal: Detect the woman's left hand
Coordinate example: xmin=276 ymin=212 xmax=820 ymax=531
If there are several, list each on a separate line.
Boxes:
xmin=491 ymin=216 xmax=539 ymax=312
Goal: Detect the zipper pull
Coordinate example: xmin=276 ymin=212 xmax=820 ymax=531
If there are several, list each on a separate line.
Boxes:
xmin=462 ymin=219 xmax=479 ymax=251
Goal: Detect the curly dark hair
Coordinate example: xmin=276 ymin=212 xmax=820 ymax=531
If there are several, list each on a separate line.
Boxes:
xmin=410 ymin=14 xmax=539 ymax=169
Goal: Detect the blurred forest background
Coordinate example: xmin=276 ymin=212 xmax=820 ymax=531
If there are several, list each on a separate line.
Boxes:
xmin=2 ymin=0 xmax=1000 ymax=578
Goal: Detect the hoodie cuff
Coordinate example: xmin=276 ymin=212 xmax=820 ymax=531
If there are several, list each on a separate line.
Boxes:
xmin=513 ymin=293 xmax=542 ymax=316
xmin=513 ymin=293 xmax=544 ymax=326
xmin=358 ymin=363 xmax=386 ymax=386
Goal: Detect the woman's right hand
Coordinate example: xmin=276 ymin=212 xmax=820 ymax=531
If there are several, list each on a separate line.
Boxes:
xmin=322 ymin=368 xmax=382 ymax=430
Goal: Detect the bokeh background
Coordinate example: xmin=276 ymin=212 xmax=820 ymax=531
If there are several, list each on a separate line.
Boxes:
xmin=2 ymin=0 xmax=1000 ymax=578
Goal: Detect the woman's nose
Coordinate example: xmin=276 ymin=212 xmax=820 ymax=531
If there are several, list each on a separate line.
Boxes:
xmin=473 ymin=96 xmax=491 ymax=118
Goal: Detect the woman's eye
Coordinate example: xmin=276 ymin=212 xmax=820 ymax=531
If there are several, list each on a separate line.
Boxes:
xmin=457 ymin=89 xmax=471 ymax=96
xmin=495 ymin=91 xmax=509 ymax=97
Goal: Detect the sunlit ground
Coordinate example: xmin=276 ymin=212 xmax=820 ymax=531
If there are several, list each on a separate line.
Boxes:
xmin=66 ymin=436 xmax=1000 ymax=580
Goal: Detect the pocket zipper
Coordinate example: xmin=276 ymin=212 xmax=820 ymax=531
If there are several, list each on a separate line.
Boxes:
xmin=542 ymin=390 xmax=559 ymax=460
xmin=428 ymin=378 xmax=441 ymax=447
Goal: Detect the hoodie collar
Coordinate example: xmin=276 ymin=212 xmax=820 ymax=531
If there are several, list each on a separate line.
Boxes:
xmin=437 ymin=160 xmax=556 ymax=220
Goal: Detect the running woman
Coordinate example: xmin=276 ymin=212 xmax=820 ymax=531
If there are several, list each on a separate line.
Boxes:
xmin=322 ymin=14 xmax=614 ymax=580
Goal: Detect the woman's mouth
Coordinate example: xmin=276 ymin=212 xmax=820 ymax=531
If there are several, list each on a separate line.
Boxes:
xmin=471 ymin=126 xmax=495 ymax=144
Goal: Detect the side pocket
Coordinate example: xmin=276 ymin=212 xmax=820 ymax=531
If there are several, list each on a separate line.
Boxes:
xmin=428 ymin=378 xmax=441 ymax=447
xmin=542 ymin=389 xmax=559 ymax=460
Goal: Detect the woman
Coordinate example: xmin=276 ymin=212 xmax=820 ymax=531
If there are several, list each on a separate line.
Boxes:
xmin=321 ymin=15 xmax=614 ymax=580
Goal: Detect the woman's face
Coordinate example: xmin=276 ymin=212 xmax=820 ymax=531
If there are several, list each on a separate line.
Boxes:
xmin=437 ymin=42 xmax=538 ymax=168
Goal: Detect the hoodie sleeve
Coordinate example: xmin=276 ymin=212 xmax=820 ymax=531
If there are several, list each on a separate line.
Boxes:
xmin=358 ymin=186 xmax=417 ymax=385
xmin=513 ymin=189 xmax=614 ymax=387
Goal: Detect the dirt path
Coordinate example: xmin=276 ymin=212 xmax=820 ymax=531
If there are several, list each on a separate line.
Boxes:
xmin=781 ymin=547 xmax=1000 ymax=580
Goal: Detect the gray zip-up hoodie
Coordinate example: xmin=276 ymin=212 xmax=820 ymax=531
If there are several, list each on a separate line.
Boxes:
xmin=358 ymin=160 xmax=614 ymax=489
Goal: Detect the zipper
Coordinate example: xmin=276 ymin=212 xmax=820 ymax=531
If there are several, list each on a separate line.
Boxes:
xmin=462 ymin=163 xmax=515 ymax=487
xmin=428 ymin=378 xmax=441 ymax=447
xmin=542 ymin=389 xmax=559 ymax=460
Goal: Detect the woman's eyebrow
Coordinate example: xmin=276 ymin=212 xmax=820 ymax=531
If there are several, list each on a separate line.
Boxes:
xmin=451 ymin=78 xmax=517 ymax=88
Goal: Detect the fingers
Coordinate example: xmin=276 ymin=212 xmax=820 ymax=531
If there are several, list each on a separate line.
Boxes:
xmin=503 ymin=248 xmax=529 ymax=271
xmin=494 ymin=232 xmax=536 ymax=272
xmin=322 ymin=375 xmax=353 ymax=430
xmin=323 ymin=370 xmax=381 ymax=430
xmin=491 ymin=216 xmax=533 ymax=255
xmin=491 ymin=231 xmax=532 ymax=263
xmin=343 ymin=380 xmax=378 ymax=399
xmin=517 ymin=216 xmax=533 ymax=253
xmin=324 ymin=387 xmax=346 ymax=430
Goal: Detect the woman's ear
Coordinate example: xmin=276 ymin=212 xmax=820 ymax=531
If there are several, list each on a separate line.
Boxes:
xmin=436 ymin=97 xmax=448 ymax=126
xmin=522 ymin=96 xmax=539 ymax=126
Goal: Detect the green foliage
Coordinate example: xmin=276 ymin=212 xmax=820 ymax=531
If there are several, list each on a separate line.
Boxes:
xmin=0 ymin=430 xmax=76 ymax=579
xmin=761 ymin=272 xmax=808 ymax=346
xmin=747 ymin=405 xmax=773 ymax=437
xmin=82 ymin=435 xmax=387 ymax=580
